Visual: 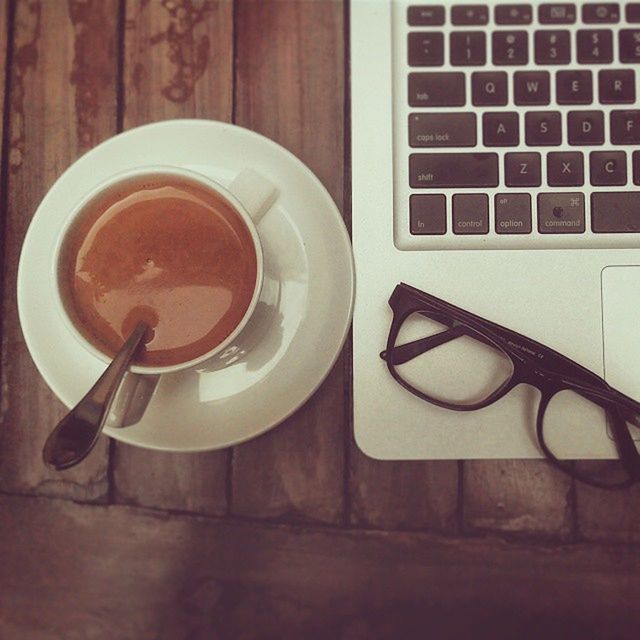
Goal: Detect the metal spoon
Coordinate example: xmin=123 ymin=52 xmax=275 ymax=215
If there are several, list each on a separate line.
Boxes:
xmin=43 ymin=321 xmax=149 ymax=470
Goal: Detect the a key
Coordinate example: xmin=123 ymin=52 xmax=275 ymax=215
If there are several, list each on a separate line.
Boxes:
xmin=452 ymin=5 xmax=489 ymax=25
xmin=495 ymin=194 xmax=532 ymax=234
xmin=495 ymin=4 xmax=533 ymax=25
xmin=450 ymin=32 xmax=486 ymax=65
xmin=525 ymin=111 xmax=562 ymax=146
xmin=472 ymin=71 xmax=508 ymax=106
xmin=547 ymin=151 xmax=584 ymax=186
xmin=409 ymin=153 xmax=499 ymax=188
xmin=409 ymin=113 xmax=477 ymax=147
xmin=598 ymin=70 xmax=635 ymax=104
xmin=408 ymin=5 xmax=446 ymax=26
xmin=538 ymin=193 xmax=585 ymax=234
xmin=556 ymin=71 xmax=593 ymax=105
xmin=538 ymin=4 xmax=576 ymax=24
xmin=568 ymin=110 xmax=604 ymax=144
xmin=634 ymin=151 xmax=640 ymax=185
xmin=492 ymin=31 xmax=528 ymax=65
xmin=619 ymin=30 xmax=640 ymax=62
xmin=535 ymin=30 xmax=571 ymax=64
xmin=577 ymin=30 xmax=613 ymax=63
xmin=408 ymin=73 xmax=466 ymax=107
xmin=514 ymin=71 xmax=550 ymax=105
xmin=590 ymin=151 xmax=627 ymax=186
xmin=483 ymin=112 xmax=520 ymax=146
xmin=505 ymin=152 xmax=542 ymax=186
xmin=627 ymin=4 xmax=640 ymax=23
xmin=592 ymin=192 xmax=640 ymax=232
xmin=582 ymin=4 xmax=620 ymax=23
xmin=410 ymin=194 xmax=447 ymax=235
xmin=408 ymin=32 xmax=445 ymax=66
xmin=452 ymin=194 xmax=489 ymax=234
xmin=610 ymin=110 xmax=640 ymax=144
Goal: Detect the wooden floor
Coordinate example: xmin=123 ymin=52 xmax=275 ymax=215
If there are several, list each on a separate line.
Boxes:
xmin=0 ymin=2 xmax=638 ymax=638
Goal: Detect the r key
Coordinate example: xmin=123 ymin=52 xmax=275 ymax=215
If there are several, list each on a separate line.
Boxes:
xmin=599 ymin=70 xmax=635 ymax=104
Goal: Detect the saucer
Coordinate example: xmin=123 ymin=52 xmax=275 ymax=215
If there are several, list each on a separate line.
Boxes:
xmin=18 ymin=120 xmax=355 ymax=452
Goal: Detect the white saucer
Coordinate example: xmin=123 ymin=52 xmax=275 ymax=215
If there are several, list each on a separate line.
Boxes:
xmin=18 ymin=120 xmax=354 ymax=452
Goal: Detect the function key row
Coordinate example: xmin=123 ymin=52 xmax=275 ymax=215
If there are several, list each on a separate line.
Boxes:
xmin=408 ymin=109 xmax=640 ymax=147
xmin=410 ymin=191 xmax=640 ymax=236
xmin=408 ymin=29 xmax=640 ymax=66
xmin=409 ymin=71 xmax=637 ymax=107
xmin=408 ymin=151 xmax=640 ymax=188
xmin=408 ymin=4 xmax=640 ymax=27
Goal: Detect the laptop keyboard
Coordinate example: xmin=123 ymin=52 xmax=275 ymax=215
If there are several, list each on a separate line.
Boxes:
xmin=399 ymin=2 xmax=640 ymax=247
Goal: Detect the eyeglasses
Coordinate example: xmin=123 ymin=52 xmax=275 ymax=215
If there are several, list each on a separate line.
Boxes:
xmin=380 ymin=283 xmax=640 ymax=489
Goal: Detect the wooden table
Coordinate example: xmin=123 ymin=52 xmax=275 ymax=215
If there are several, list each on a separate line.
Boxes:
xmin=0 ymin=2 xmax=639 ymax=637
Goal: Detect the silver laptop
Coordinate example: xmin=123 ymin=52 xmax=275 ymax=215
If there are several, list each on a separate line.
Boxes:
xmin=351 ymin=1 xmax=640 ymax=460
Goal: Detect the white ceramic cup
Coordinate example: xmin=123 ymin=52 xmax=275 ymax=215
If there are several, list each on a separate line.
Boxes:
xmin=51 ymin=165 xmax=278 ymax=376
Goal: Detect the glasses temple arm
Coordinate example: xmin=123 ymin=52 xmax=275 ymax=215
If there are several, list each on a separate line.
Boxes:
xmin=381 ymin=325 xmax=466 ymax=365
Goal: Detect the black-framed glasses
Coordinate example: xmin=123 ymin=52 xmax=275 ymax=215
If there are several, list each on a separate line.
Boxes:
xmin=381 ymin=283 xmax=640 ymax=489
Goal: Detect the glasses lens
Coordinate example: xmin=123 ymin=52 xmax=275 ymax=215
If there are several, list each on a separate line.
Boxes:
xmin=541 ymin=390 xmax=640 ymax=488
xmin=390 ymin=311 xmax=514 ymax=406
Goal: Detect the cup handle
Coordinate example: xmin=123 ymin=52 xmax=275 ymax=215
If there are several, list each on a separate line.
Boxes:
xmin=228 ymin=169 xmax=279 ymax=225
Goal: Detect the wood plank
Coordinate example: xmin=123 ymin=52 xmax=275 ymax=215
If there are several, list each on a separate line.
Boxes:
xmin=1 ymin=494 xmax=640 ymax=639
xmin=464 ymin=461 xmax=574 ymax=538
xmin=230 ymin=0 xmax=346 ymax=524
xmin=0 ymin=1 xmax=7 ymax=155
xmin=0 ymin=0 xmax=118 ymax=501
xmin=111 ymin=0 xmax=234 ymax=516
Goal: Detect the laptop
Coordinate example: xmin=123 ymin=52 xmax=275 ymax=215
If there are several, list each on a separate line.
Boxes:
xmin=350 ymin=1 xmax=640 ymax=459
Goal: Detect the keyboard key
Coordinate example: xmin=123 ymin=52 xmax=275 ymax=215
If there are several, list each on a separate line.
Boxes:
xmin=483 ymin=112 xmax=520 ymax=146
xmin=492 ymin=31 xmax=528 ymax=64
xmin=556 ymin=71 xmax=593 ymax=104
xmin=495 ymin=4 xmax=533 ymax=25
xmin=547 ymin=151 xmax=585 ymax=186
xmin=590 ymin=151 xmax=627 ymax=185
xmin=598 ymin=70 xmax=635 ymax=103
xmin=525 ymin=111 xmax=562 ymax=146
xmin=505 ymin=152 xmax=542 ymax=186
xmin=538 ymin=193 xmax=585 ymax=234
xmin=539 ymin=4 xmax=576 ymax=24
xmin=577 ymin=30 xmax=613 ymax=63
xmin=592 ymin=192 xmax=640 ymax=232
xmin=514 ymin=71 xmax=550 ymax=105
xmin=619 ymin=30 xmax=640 ymax=62
xmin=627 ymin=4 xmax=640 ymax=23
xmin=409 ymin=113 xmax=477 ymax=147
xmin=410 ymin=194 xmax=446 ymax=235
xmin=472 ymin=71 xmax=508 ymax=106
xmin=409 ymin=153 xmax=499 ymax=188
xmin=582 ymin=4 xmax=620 ymax=23
xmin=408 ymin=72 xmax=466 ymax=107
xmin=408 ymin=32 xmax=445 ymax=66
xmin=495 ymin=193 xmax=532 ymax=234
xmin=450 ymin=32 xmax=486 ymax=65
xmin=452 ymin=5 xmax=489 ymax=25
xmin=453 ymin=194 xmax=489 ymax=234
xmin=568 ymin=110 xmax=604 ymax=144
xmin=535 ymin=30 xmax=571 ymax=64
xmin=408 ymin=5 xmax=445 ymax=26
xmin=610 ymin=110 xmax=640 ymax=144
xmin=634 ymin=151 xmax=640 ymax=185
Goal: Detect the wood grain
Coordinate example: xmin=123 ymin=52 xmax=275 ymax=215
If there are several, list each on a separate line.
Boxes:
xmin=112 ymin=0 xmax=234 ymax=515
xmin=464 ymin=461 xmax=574 ymax=538
xmin=0 ymin=0 xmax=118 ymax=501
xmin=230 ymin=0 xmax=346 ymax=524
xmin=2 ymin=494 xmax=640 ymax=640
xmin=0 ymin=1 xmax=7 ymax=155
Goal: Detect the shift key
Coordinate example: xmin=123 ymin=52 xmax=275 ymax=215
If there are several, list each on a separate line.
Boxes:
xmin=408 ymin=72 xmax=466 ymax=107
xmin=410 ymin=153 xmax=499 ymax=188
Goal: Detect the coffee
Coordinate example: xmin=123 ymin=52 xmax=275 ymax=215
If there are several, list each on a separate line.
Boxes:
xmin=59 ymin=175 xmax=258 ymax=367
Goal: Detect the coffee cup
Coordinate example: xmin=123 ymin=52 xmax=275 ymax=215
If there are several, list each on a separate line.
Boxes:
xmin=51 ymin=165 xmax=278 ymax=378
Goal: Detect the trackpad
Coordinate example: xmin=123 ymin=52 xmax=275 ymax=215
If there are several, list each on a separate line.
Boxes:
xmin=602 ymin=267 xmax=640 ymax=442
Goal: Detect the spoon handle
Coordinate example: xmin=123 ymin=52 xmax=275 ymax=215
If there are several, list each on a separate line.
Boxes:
xmin=42 ymin=322 xmax=148 ymax=470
